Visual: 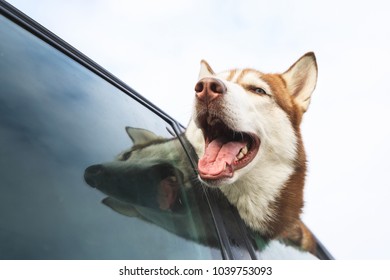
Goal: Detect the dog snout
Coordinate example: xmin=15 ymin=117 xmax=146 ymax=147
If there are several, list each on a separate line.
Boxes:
xmin=84 ymin=164 xmax=104 ymax=188
xmin=195 ymin=77 xmax=226 ymax=103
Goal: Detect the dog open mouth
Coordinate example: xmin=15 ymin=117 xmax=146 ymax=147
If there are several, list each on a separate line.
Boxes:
xmin=197 ymin=114 xmax=260 ymax=180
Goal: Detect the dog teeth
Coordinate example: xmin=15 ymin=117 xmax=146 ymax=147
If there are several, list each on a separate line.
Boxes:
xmin=235 ymin=146 xmax=248 ymax=161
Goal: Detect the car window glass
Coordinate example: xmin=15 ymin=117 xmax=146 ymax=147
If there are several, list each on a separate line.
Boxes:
xmin=0 ymin=14 xmax=221 ymax=260
xmin=252 ymin=236 xmax=318 ymax=260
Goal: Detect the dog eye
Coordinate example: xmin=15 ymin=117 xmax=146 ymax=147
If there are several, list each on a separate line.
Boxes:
xmin=250 ymin=87 xmax=267 ymax=95
xmin=121 ymin=151 xmax=132 ymax=160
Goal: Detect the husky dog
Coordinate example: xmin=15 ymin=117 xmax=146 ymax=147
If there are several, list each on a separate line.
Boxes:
xmin=185 ymin=53 xmax=318 ymax=253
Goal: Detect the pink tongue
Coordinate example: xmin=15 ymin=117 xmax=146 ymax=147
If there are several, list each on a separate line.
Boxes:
xmin=198 ymin=138 xmax=247 ymax=178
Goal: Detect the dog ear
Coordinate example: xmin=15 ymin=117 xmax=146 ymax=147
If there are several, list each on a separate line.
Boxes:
xmin=198 ymin=59 xmax=215 ymax=79
xmin=125 ymin=127 xmax=161 ymax=145
xmin=282 ymin=52 xmax=318 ymax=112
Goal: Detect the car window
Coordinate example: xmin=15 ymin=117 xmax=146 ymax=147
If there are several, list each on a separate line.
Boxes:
xmin=0 ymin=14 xmax=222 ymax=260
xmin=250 ymin=233 xmax=318 ymax=260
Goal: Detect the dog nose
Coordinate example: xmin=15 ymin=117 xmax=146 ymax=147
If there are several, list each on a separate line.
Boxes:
xmin=195 ymin=77 xmax=226 ymax=102
xmin=84 ymin=164 xmax=104 ymax=188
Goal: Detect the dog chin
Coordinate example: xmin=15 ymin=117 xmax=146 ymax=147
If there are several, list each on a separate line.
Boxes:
xmin=198 ymin=172 xmax=239 ymax=188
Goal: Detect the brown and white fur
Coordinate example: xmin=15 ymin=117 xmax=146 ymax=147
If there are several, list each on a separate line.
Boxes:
xmin=185 ymin=52 xmax=318 ymax=253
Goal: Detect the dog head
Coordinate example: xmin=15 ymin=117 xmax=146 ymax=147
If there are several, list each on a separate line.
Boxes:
xmin=84 ymin=127 xmax=184 ymax=211
xmin=187 ymin=53 xmax=317 ymax=187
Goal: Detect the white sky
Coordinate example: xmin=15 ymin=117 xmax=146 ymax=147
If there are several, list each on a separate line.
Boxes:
xmin=7 ymin=0 xmax=390 ymax=259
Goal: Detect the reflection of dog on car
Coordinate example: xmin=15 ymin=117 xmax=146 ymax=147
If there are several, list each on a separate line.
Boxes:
xmin=84 ymin=127 xmax=188 ymax=211
xmin=84 ymin=52 xmax=318 ymax=254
